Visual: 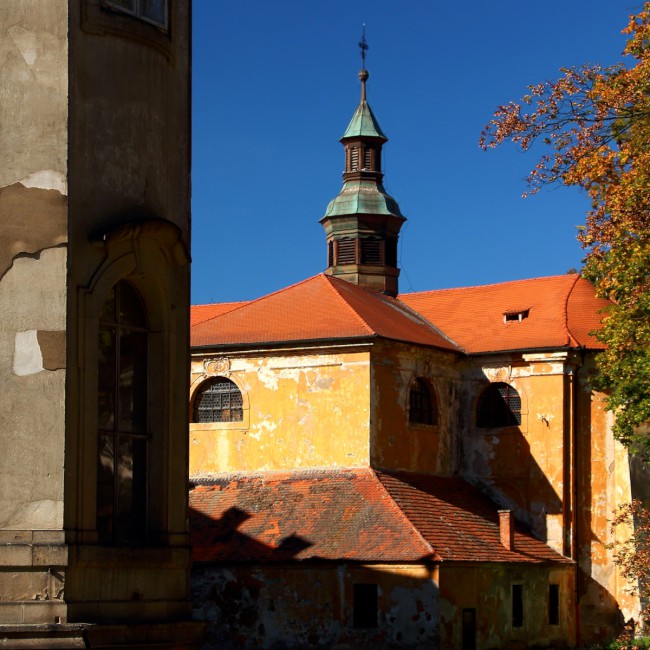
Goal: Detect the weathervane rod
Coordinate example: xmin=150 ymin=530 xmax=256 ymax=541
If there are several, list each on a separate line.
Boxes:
xmin=358 ymin=24 xmax=369 ymax=101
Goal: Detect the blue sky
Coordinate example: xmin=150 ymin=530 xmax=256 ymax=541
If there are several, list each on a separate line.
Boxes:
xmin=191 ymin=1 xmax=634 ymax=305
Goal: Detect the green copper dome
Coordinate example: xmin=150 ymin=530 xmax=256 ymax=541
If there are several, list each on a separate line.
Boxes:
xmin=324 ymin=179 xmax=404 ymax=218
xmin=341 ymin=100 xmax=387 ymax=141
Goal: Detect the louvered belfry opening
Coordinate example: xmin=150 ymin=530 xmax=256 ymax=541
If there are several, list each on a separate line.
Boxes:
xmin=320 ymin=65 xmax=406 ymax=297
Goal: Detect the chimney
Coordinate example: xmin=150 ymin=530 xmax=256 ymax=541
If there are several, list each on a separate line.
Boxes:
xmin=498 ymin=510 xmax=514 ymax=550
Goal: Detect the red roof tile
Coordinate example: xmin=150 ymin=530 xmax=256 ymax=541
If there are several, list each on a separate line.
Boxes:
xmin=191 ymin=274 xmax=609 ymax=354
xmin=376 ymin=470 xmax=571 ymax=564
xmin=189 ymin=469 xmax=569 ymax=565
xmin=399 ymin=274 xmax=609 ymax=353
xmin=191 ymin=274 xmax=457 ymax=351
xmin=189 ymin=468 xmax=435 ymax=563
xmin=191 ymin=301 xmax=249 ymax=328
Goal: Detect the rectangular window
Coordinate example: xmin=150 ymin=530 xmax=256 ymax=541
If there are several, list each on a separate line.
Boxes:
xmin=353 ymin=583 xmax=378 ymax=629
xmin=512 ymin=584 xmax=523 ymax=628
xmin=548 ymin=584 xmax=560 ymax=625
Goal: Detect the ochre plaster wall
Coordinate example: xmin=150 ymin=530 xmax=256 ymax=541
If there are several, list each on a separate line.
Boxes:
xmin=576 ymin=359 xmax=638 ymax=644
xmin=190 ymin=349 xmax=371 ymax=474
xmin=192 ymin=562 xmax=439 ymax=650
xmin=439 ymin=563 xmax=576 ymax=650
xmin=370 ymin=341 xmax=460 ymax=474
xmin=458 ymin=351 xmax=638 ymax=643
xmin=461 ymin=353 xmax=577 ymax=553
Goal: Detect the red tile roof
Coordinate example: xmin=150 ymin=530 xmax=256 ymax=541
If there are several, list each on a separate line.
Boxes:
xmin=399 ymin=274 xmax=610 ymax=353
xmin=191 ymin=301 xmax=249 ymax=328
xmin=191 ymin=274 xmax=609 ymax=354
xmin=191 ymin=274 xmax=458 ymax=351
xmin=189 ymin=468 xmax=435 ymax=563
xmin=189 ymin=469 xmax=569 ymax=565
xmin=376 ymin=470 xmax=571 ymax=564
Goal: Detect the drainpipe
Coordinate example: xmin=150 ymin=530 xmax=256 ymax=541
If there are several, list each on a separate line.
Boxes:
xmin=571 ymin=350 xmax=585 ymax=648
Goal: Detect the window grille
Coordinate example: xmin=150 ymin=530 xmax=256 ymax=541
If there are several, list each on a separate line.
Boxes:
xmin=409 ymin=378 xmax=439 ymax=425
xmin=360 ymin=238 xmax=382 ymax=265
xmin=477 ymin=382 xmax=522 ymax=427
xmin=194 ymin=378 xmax=243 ymax=423
xmin=328 ymin=240 xmax=334 ymax=267
xmin=336 ymin=239 xmax=356 ymax=265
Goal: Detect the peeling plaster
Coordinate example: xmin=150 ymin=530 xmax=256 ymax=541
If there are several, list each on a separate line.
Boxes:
xmin=18 ymin=170 xmax=67 ymax=194
xmin=13 ymin=330 xmax=43 ymax=375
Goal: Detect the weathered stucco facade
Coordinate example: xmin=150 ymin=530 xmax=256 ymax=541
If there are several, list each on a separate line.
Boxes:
xmin=1 ymin=1 xmax=201 ymax=647
xmin=190 ymin=347 xmax=372 ymax=474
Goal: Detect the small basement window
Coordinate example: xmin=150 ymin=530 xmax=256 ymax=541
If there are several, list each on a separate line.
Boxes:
xmin=353 ymin=583 xmax=378 ymax=629
xmin=503 ymin=308 xmax=530 ymax=324
xmin=548 ymin=584 xmax=560 ymax=625
xmin=512 ymin=584 xmax=524 ymax=628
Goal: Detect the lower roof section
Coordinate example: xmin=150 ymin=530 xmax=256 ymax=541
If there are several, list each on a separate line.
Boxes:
xmin=189 ymin=468 xmax=570 ymax=566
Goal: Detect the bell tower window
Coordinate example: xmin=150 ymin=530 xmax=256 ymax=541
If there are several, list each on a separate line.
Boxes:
xmin=349 ymin=147 xmax=359 ymax=171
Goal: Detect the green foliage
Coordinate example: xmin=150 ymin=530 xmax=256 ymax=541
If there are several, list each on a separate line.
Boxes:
xmin=481 ymin=5 xmax=650 ymax=454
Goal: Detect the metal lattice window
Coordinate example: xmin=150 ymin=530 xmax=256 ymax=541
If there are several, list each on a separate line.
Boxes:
xmin=409 ymin=378 xmax=439 ymax=425
xmin=194 ymin=378 xmax=243 ymax=423
xmin=477 ymin=382 xmax=522 ymax=427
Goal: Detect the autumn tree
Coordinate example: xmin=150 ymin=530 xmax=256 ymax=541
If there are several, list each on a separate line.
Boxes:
xmin=481 ymin=5 xmax=650 ymax=455
xmin=609 ymin=500 xmax=650 ymax=641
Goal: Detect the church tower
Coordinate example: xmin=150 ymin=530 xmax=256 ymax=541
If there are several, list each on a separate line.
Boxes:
xmin=321 ymin=41 xmax=406 ymax=297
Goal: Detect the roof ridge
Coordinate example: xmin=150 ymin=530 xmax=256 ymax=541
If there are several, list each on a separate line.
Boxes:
xmin=371 ymin=469 xmax=440 ymax=561
xmin=190 ymin=466 xmax=372 ymax=485
xmin=323 ymin=276 xmax=379 ymax=335
xmin=192 ymin=299 xmax=247 ymax=309
xmin=400 ymin=273 xmax=580 ymax=298
xmin=563 ymin=273 xmax=583 ymax=348
xmin=192 ymin=275 xmax=323 ymax=329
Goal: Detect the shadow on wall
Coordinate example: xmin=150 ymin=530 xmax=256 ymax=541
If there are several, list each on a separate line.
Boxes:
xmin=189 ymin=505 xmax=439 ymax=650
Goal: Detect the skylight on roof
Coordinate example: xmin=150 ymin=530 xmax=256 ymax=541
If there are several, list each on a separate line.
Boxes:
xmin=503 ymin=309 xmax=530 ymax=324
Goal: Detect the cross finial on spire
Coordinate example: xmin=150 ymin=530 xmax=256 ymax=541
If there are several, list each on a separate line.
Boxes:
xmin=358 ymin=24 xmax=368 ymax=69
xmin=358 ymin=25 xmax=369 ymax=101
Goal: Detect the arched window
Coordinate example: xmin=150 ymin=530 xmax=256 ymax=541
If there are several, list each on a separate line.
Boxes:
xmin=409 ymin=378 xmax=439 ymax=426
xmin=97 ymin=281 xmax=149 ymax=544
xmin=193 ymin=377 xmax=243 ymax=423
xmin=477 ymin=382 xmax=522 ymax=427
